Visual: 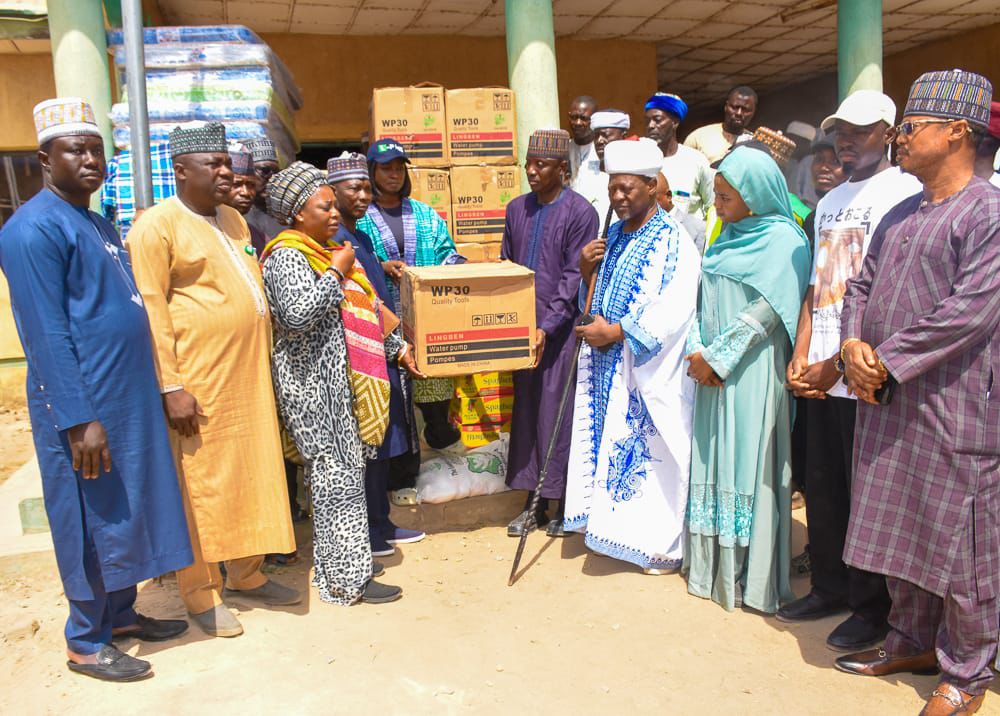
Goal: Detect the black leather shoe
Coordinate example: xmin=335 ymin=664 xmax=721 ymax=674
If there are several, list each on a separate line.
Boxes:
xmin=67 ymin=644 xmax=152 ymax=682
xmin=112 ymin=613 xmax=188 ymax=642
xmin=775 ymin=591 xmax=848 ymax=623
xmin=826 ymin=613 xmax=891 ymax=652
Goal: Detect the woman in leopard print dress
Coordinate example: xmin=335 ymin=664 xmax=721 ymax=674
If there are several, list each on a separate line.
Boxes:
xmin=261 ymin=162 xmax=407 ymax=605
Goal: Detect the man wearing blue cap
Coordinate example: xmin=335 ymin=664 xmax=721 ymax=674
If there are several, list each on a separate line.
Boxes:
xmin=644 ymin=92 xmax=714 ymax=241
xmin=357 ymin=139 xmax=462 ymax=481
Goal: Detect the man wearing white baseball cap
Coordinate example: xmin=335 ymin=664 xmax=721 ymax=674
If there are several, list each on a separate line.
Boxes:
xmin=779 ymin=90 xmax=921 ymax=653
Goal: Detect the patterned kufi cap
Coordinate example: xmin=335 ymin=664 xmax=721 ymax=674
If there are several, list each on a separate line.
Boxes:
xmin=242 ymin=136 xmax=278 ymax=164
xmin=752 ymin=127 xmax=797 ymax=168
xmin=526 ymin=129 xmax=571 ymax=160
xmin=169 ymin=121 xmax=228 ymax=158
xmin=228 ymin=142 xmax=255 ymax=176
xmin=904 ymin=69 xmax=993 ymax=130
xmin=33 ymin=97 xmax=102 ymax=146
xmin=267 ymin=161 xmax=327 ymax=226
xmin=326 ymin=151 xmax=369 ymax=184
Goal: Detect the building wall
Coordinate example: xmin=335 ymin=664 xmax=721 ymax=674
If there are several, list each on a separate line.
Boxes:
xmin=0 ymin=54 xmax=56 ymax=150
xmin=688 ymin=21 xmax=1000 ymax=136
xmin=262 ymin=33 xmax=656 ymax=143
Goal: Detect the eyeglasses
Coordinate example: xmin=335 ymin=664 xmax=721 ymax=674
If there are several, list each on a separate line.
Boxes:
xmin=888 ymin=118 xmax=954 ymax=139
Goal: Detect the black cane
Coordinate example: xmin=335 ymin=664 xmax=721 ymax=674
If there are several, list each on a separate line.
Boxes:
xmin=508 ymin=266 xmax=600 ymax=586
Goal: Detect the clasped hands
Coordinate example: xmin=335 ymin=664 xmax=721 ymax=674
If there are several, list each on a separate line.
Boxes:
xmin=839 ymin=339 xmax=888 ymax=405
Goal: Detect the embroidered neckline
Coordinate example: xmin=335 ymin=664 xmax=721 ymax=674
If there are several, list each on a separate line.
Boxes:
xmin=174 ymin=197 xmax=267 ymax=318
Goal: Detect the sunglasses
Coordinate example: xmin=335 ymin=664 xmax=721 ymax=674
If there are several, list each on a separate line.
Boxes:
xmin=888 ymin=118 xmax=954 ymax=139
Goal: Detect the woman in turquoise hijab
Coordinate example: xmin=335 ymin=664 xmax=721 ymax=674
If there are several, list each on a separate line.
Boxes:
xmin=683 ymin=146 xmax=811 ymax=613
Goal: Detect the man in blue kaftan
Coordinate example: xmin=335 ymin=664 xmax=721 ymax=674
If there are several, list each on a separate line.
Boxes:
xmin=0 ymin=99 xmax=192 ymax=682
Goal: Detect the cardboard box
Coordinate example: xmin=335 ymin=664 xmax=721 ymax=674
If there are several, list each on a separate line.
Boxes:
xmin=456 ymin=421 xmax=510 ymax=449
xmin=454 ymin=371 xmax=513 ymax=398
xmin=401 ymin=262 xmax=536 ymax=378
xmin=450 ymin=165 xmax=519 ymax=244
xmin=445 ymin=87 xmax=517 ymax=165
xmin=455 ymin=241 xmax=502 ymax=262
xmin=409 ymin=167 xmax=453 ymax=236
xmin=453 ymin=394 xmax=515 ymax=425
xmin=371 ymin=84 xmax=448 ymax=167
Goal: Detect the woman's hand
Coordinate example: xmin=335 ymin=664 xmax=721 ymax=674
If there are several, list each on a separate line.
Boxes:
xmin=579 ymin=239 xmax=606 ymax=284
xmin=399 ymin=343 xmax=425 ymax=379
xmin=685 ymin=352 xmax=723 ymax=387
xmin=331 ymin=240 xmax=356 ymax=277
xmin=382 ymin=260 xmax=405 ymax=282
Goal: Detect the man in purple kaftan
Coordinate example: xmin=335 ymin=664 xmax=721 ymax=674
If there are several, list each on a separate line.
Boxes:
xmin=835 ymin=70 xmax=1000 ymax=715
xmin=502 ymin=129 xmax=599 ymax=537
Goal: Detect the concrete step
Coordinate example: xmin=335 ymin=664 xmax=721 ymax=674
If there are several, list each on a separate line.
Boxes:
xmin=391 ymin=490 xmax=524 ymax=534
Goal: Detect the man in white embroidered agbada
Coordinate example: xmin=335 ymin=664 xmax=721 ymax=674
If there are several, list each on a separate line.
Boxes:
xmin=563 ymin=138 xmax=700 ymax=572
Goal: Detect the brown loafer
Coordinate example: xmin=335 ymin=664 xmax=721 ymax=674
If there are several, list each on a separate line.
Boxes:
xmin=919 ymin=683 xmax=985 ymax=715
xmin=834 ymin=647 xmax=938 ymax=677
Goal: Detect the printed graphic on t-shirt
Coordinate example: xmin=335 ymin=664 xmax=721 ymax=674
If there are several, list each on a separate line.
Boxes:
xmin=814 ymin=226 xmax=865 ymax=310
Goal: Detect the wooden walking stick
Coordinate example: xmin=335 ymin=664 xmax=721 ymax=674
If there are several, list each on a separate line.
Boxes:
xmin=508 ymin=257 xmax=602 ymax=586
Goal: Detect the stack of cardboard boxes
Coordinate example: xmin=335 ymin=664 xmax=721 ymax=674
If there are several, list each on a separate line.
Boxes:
xmin=372 ymin=83 xmax=523 ymax=448
xmin=371 ymin=83 xmax=518 ymax=262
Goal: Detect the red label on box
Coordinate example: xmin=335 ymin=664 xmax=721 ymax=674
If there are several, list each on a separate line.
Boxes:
xmin=426 ymin=326 xmax=529 ymax=344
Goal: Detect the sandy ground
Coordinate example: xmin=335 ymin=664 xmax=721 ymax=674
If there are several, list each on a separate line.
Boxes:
xmin=2 ymin=514 xmax=999 ymax=715
xmin=0 ymin=406 xmax=33 ymax=487
xmin=1 ymin=408 xmax=997 ymax=715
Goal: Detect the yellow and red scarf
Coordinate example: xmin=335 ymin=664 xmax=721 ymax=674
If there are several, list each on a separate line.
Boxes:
xmin=261 ymin=230 xmax=390 ymax=446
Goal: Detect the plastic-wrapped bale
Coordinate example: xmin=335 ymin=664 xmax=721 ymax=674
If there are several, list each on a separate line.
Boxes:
xmin=416 ymin=434 xmax=510 ymax=504
xmin=111 ymin=41 xmax=303 ymax=110
xmin=107 ymin=24 xmax=263 ymax=47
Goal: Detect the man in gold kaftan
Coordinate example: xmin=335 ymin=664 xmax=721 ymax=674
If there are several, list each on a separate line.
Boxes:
xmin=126 ymin=123 xmax=298 ymax=638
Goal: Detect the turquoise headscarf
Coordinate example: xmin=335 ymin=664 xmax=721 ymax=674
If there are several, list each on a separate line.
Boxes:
xmin=702 ymin=146 xmax=811 ymax=343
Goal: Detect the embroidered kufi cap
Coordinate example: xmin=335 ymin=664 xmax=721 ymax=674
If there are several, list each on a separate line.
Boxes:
xmin=267 ymin=161 xmax=327 ymax=226
xmin=326 ymin=151 xmax=369 ymax=184
xmin=904 ymin=69 xmax=992 ymax=130
xmin=33 ymin=97 xmax=102 ymax=146
xmin=169 ymin=121 xmax=228 ymax=158
xmin=752 ymin=127 xmax=797 ymax=168
xmin=526 ymin=129 xmax=571 ymax=160
xmin=242 ymin=137 xmax=278 ymax=164
xmin=603 ymin=137 xmax=662 ymax=178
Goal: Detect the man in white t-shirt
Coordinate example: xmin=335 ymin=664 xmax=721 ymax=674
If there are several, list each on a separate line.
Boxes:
xmin=567 ymin=95 xmax=599 ymax=189
xmin=574 ymin=109 xmax=629 ymax=236
xmin=779 ymin=90 xmax=922 ymax=653
xmin=644 ymin=92 xmax=714 ymax=240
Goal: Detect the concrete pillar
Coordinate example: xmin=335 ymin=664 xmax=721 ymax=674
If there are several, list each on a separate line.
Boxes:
xmin=47 ymin=0 xmax=115 ymax=168
xmin=837 ymin=0 xmax=883 ymax=100
xmin=505 ymin=0 xmax=560 ymax=193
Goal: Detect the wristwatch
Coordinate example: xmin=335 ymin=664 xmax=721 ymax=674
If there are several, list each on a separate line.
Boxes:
xmin=833 ymin=354 xmax=845 ymax=373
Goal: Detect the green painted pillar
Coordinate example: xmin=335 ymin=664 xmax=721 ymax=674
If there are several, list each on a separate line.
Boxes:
xmin=506 ymin=0 xmax=560 ymax=193
xmin=47 ymin=0 xmax=115 ymax=209
xmin=837 ymin=0 xmax=883 ymax=100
